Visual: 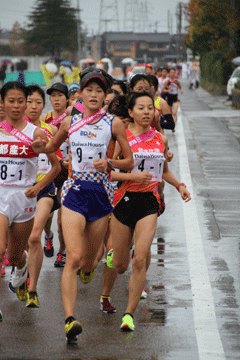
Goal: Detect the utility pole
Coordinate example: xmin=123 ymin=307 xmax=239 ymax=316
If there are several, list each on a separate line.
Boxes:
xmin=176 ymin=2 xmax=182 ymax=61
xmin=76 ymin=0 xmax=82 ymax=59
xmin=99 ymin=0 xmax=119 ymax=34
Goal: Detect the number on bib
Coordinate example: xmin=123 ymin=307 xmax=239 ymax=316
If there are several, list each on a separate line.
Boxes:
xmin=138 ymin=159 xmax=145 ymax=172
xmin=76 ymin=147 xmax=82 ymax=163
xmin=0 ymin=165 xmax=7 ymax=180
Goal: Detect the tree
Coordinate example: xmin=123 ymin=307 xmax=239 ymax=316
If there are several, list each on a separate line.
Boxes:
xmin=9 ymin=22 xmax=26 ymax=56
xmin=25 ymin=0 xmax=81 ymax=57
xmin=184 ymin=0 xmax=240 ymax=59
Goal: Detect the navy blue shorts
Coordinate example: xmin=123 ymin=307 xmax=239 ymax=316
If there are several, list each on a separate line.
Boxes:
xmin=37 ymin=181 xmax=60 ymax=213
xmin=61 ymin=178 xmax=113 ymax=222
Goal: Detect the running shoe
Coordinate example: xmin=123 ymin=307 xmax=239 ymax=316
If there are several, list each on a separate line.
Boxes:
xmin=44 ymin=232 xmax=54 ymax=257
xmin=26 ymin=291 xmax=40 ymax=308
xmin=120 ymin=314 xmax=135 ymax=331
xmin=11 ymin=250 xmax=28 ymax=288
xmin=54 ymin=251 xmax=66 ymax=267
xmin=0 ymin=310 xmax=2 ymax=322
xmin=9 ymin=267 xmax=15 ymax=294
xmin=79 ymin=269 xmax=95 ymax=284
xmin=106 ymin=249 xmax=114 ymax=269
xmin=3 ymin=252 xmax=9 ymax=266
xmin=65 ymin=319 xmax=82 ymax=342
xmin=15 ymin=279 xmax=28 ymax=301
xmin=140 ymin=289 xmax=147 ymax=299
xmin=100 ymin=297 xmax=116 ymax=313
xmin=1 ymin=265 xmax=5 ymax=277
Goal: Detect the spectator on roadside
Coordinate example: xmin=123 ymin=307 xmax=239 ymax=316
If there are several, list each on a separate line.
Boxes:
xmin=0 ymin=66 xmax=6 ymax=88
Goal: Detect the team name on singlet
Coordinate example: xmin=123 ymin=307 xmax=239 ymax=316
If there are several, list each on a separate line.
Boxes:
xmin=0 ymin=123 xmax=38 ymax=186
xmin=128 ymin=130 xmax=165 ymax=182
xmin=69 ymin=113 xmax=113 ymax=174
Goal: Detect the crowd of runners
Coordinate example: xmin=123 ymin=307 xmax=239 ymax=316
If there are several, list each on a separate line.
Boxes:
xmin=0 ymin=64 xmax=191 ymax=342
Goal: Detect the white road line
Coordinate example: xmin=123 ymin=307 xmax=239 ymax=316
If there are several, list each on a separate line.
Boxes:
xmin=176 ymin=108 xmax=226 ymax=360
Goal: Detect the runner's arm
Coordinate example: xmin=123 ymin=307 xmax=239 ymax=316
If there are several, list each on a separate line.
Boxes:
xmin=162 ymin=136 xmax=191 ymax=202
xmin=25 ymin=152 xmax=61 ymax=198
xmin=45 ymin=116 xmax=71 ymax=153
xmin=111 ymin=171 xmax=152 ymax=185
xmin=111 ymin=117 xmax=134 ymax=170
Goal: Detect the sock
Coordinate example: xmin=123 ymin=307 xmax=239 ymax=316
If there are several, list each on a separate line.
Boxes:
xmin=124 ymin=312 xmax=133 ymax=318
xmin=65 ymin=316 xmax=75 ymax=325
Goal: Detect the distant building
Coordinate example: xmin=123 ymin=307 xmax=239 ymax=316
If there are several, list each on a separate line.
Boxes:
xmin=90 ymin=31 xmax=186 ymax=66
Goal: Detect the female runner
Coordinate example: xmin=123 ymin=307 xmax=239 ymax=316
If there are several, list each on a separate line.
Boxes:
xmin=43 ymin=69 xmax=134 ymax=341
xmin=41 ymin=82 xmax=69 ymax=266
xmin=106 ymin=92 xmax=191 ymax=331
xmin=0 ymin=82 xmax=48 ymax=322
xmin=162 ymin=68 xmax=183 ymax=129
xmin=24 ymin=85 xmax=61 ymax=307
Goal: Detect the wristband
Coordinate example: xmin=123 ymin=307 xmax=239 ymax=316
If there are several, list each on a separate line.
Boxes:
xmin=176 ymin=183 xmax=186 ymax=192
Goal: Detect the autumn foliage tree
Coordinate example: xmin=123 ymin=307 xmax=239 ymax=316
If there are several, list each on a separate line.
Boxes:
xmin=184 ymin=0 xmax=240 ymax=60
xmin=9 ymin=22 xmax=26 ymax=56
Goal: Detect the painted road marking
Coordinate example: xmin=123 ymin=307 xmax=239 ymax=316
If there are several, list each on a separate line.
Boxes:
xmin=176 ymin=108 xmax=226 ymax=360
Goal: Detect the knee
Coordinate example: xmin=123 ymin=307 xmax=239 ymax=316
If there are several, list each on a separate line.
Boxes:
xmin=67 ymin=251 xmax=81 ymax=270
xmin=28 ymin=232 xmax=41 ymax=248
xmin=114 ymin=261 xmax=128 ymax=274
xmin=132 ymin=254 xmax=146 ymax=273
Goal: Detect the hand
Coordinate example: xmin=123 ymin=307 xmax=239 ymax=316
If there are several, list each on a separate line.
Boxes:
xmin=167 ymin=151 xmax=174 ymax=162
xmin=180 ymin=89 xmax=183 ymax=94
xmin=32 ymin=136 xmax=47 ymax=154
xmin=179 ymin=186 xmax=191 ymax=202
xmin=134 ymin=171 xmax=152 ymax=184
xmin=93 ymin=158 xmax=108 ymax=172
xmin=25 ymin=184 xmax=40 ymax=198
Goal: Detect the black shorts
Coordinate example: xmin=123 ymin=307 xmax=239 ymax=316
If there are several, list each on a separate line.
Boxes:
xmin=37 ymin=181 xmax=60 ymax=213
xmin=167 ymin=94 xmax=179 ymax=106
xmin=113 ymin=191 xmax=159 ymax=229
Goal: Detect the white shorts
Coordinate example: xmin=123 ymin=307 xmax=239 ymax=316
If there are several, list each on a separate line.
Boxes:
xmin=0 ymin=186 xmax=37 ymax=226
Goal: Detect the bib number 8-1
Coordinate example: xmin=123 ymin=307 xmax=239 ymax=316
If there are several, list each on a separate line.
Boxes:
xmin=0 ymin=164 xmax=7 ymax=180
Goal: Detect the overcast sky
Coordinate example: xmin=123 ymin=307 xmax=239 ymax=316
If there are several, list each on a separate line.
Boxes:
xmin=1 ymin=0 xmax=188 ymax=34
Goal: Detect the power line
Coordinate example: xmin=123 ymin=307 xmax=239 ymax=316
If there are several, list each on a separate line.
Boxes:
xmin=99 ymin=0 xmax=119 ymax=33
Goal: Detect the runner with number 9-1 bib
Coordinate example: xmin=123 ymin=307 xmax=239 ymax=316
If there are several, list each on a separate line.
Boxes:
xmin=0 ymin=81 xmax=48 ymax=323
xmin=41 ymin=68 xmax=134 ymax=342
xmin=105 ymin=92 xmax=191 ymax=332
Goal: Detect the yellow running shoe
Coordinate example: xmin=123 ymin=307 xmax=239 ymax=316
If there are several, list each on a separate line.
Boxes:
xmin=15 ymin=279 xmax=28 ymax=301
xmin=65 ymin=319 xmax=82 ymax=342
xmin=106 ymin=249 xmax=114 ymax=269
xmin=26 ymin=291 xmax=40 ymax=308
xmin=120 ymin=314 xmax=135 ymax=331
xmin=79 ymin=269 xmax=95 ymax=284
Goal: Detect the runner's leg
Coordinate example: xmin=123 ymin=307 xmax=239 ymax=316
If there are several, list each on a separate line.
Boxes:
xmin=124 ymin=213 xmax=157 ymax=315
xmin=28 ymin=197 xmax=54 ymax=292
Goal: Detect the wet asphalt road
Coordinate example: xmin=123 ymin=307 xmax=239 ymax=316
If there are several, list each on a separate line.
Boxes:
xmin=0 ymin=80 xmax=240 ymax=360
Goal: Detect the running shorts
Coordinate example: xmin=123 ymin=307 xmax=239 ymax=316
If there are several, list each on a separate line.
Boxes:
xmin=113 ymin=191 xmax=159 ymax=229
xmin=37 ymin=181 xmax=60 ymax=213
xmin=167 ymin=94 xmax=179 ymax=106
xmin=0 ymin=186 xmax=37 ymax=226
xmin=61 ymin=178 xmax=113 ymax=222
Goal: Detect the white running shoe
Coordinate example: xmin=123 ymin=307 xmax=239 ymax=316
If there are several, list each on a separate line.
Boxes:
xmin=11 ymin=251 xmax=28 ymax=288
xmin=140 ymin=289 xmax=147 ymax=299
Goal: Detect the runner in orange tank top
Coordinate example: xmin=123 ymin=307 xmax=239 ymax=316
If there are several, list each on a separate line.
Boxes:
xmin=105 ymin=92 xmax=191 ymax=331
